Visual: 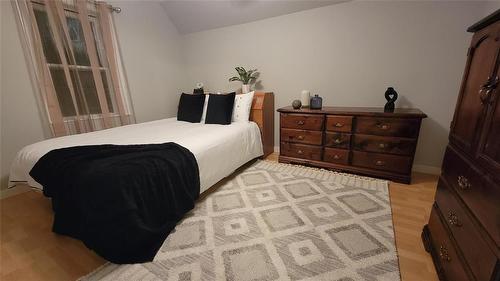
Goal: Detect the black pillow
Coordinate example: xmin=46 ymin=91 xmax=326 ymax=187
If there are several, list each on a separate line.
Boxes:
xmin=205 ymin=92 xmax=236 ymax=125
xmin=177 ymin=93 xmax=206 ymax=123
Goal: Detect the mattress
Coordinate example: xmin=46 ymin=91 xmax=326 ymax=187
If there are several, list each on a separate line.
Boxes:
xmin=9 ymin=118 xmax=263 ymax=193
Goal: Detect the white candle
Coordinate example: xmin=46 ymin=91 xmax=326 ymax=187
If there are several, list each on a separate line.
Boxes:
xmin=300 ymin=90 xmax=310 ymax=107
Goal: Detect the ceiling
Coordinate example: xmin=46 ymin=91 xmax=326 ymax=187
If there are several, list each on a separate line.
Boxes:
xmin=160 ymin=0 xmax=347 ymax=34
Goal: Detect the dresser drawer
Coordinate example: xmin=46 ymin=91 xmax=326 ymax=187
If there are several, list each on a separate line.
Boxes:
xmin=353 ymin=134 xmax=416 ymax=156
xmin=323 ymin=148 xmax=349 ymax=165
xmin=326 ymin=115 xmax=353 ymax=132
xmin=281 ymin=128 xmax=322 ymax=145
xmin=325 ymin=132 xmax=351 ymax=149
xmin=280 ymin=142 xmax=322 ymax=160
xmin=355 ymin=117 xmax=421 ymax=138
xmin=428 ymin=206 xmax=471 ymax=281
xmin=351 ymin=151 xmax=412 ymax=174
xmin=435 ymin=178 xmax=497 ymax=281
xmin=281 ymin=113 xmax=324 ymax=130
xmin=442 ymin=146 xmax=500 ymax=246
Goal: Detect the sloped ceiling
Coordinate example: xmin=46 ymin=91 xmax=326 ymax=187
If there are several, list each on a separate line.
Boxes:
xmin=160 ymin=0 xmax=348 ymax=34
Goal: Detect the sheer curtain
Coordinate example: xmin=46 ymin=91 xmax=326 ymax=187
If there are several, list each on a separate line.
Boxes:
xmin=13 ymin=0 xmax=135 ymax=137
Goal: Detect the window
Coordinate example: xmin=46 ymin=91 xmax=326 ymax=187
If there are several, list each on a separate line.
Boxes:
xmin=14 ymin=0 xmax=134 ymax=136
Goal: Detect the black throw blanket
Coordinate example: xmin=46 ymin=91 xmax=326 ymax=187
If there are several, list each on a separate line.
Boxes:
xmin=30 ymin=143 xmax=200 ymax=264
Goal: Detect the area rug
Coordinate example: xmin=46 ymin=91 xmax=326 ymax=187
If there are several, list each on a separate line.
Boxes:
xmin=80 ymin=160 xmax=400 ymax=281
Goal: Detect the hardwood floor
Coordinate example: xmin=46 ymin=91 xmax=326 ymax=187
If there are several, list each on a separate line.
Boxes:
xmin=0 ymin=153 xmax=439 ymax=281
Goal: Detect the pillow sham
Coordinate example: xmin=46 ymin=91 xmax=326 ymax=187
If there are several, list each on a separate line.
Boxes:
xmin=205 ymin=92 xmax=236 ymax=125
xmin=177 ymin=93 xmax=205 ymax=123
xmin=232 ymin=91 xmax=255 ymax=122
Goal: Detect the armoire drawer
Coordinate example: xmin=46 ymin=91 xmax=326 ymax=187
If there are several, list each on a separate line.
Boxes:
xmin=325 ymin=115 xmax=353 ymax=132
xmin=281 ymin=128 xmax=323 ymax=145
xmin=442 ymin=146 xmax=500 ymax=246
xmin=351 ymin=151 xmax=412 ymax=174
xmin=323 ymin=148 xmax=349 ymax=165
xmin=428 ymin=206 xmax=471 ymax=281
xmin=280 ymin=142 xmax=322 ymax=161
xmin=324 ymin=132 xmax=351 ymax=149
xmin=435 ymin=178 xmax=497 ymax=281
xmin=353 ymin=134 xmax=416 ymax=156
xmin=355 ymin=117 xmax=420 ymax=138
xmin=280 ymin=113 xmax=324 ymax=130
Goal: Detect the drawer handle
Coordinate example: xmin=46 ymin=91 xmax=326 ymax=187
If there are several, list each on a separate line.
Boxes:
xmin=335 ymin=122 xmax=344 ymax=127
xmin=439 ymin=245 xmax=451 ymax=262
xmin=376 ymin=123 xmax=390 ymax=130
xmin=447 ymin=211 xmax=462 ymax=227
xmin=378 ymin=143 xmax=387 ymax=149
xmin=297 ymin=120 xmax=305 ymax=125
xmin=297 ymin=150 xmax=303 ymax=155
xmin=457 ymin=175 xmax=471 ymax=190
xmin=334 ymin=138 xmax=343 ymax=144
xmin=375 ymin=160 xmax=385 ymax=166
xmin=296 ymin=135 xmax=304 ymax=140
xmin=333 ymin=155 xmax=341 ymax=160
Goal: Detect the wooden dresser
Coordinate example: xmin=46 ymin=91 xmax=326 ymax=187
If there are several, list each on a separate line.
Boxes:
xmin=277 ymin=106 xmax=426 ymax=183
xmin=421 ymin=10 xmax=500 ymax=281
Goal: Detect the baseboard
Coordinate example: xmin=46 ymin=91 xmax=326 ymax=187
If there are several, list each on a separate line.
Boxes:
xmin=412 ymin=164 xmax=441 ymax=175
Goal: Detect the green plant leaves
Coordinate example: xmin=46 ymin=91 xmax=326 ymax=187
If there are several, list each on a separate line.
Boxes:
xmin=229 ymin=67 xmax=259 ymax=84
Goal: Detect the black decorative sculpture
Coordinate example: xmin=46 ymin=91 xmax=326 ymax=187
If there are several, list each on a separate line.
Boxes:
xmin=384 ymin=87 xmax=398 ymax=112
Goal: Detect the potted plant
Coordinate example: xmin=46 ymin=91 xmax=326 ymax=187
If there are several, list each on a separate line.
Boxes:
xmin=229 ymin=67 xmax=258 ymax=94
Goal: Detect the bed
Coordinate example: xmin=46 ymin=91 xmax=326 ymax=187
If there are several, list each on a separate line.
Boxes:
xmin=9 ymin=92 xmax=274 ymax=194
xmin=7 ymin=91 xmax=274 ymax=263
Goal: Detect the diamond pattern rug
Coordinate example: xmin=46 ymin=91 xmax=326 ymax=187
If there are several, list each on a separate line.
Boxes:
xmin=80 ymin=160 xmax=400 ymax=281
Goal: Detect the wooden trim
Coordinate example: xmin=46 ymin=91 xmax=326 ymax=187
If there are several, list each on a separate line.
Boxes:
xmin=467 ymin=8 xmax=500 ymax=32
xmin=250 ymin=92 xmax=274 ymax=158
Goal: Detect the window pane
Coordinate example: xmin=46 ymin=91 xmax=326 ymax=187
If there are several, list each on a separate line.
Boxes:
xmin=101 ymin=70 xmax=115 ymax=112
xmin=90 ymin=21 xmax=103 ymax=67
xmin=49 ymin=68 xmax=76 ymax=116
xmin=70 ymin=70 xmax=101 ymax=114
xmin=33 ymin=8 xmax=61 ymax=64
xmin=66 ymin=16 xmax=90 ymax=66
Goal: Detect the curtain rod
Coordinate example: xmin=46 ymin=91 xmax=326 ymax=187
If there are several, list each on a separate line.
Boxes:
xmin=111 ymin=6 xmax=121 ymax=13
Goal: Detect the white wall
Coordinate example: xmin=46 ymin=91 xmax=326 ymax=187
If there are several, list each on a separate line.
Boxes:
xmin=0 ymin=1 xmax=184 ymax=189
xmin=1 ymin=1 xmax=46 ymax=189
xmin=181 ymin=1 xmax=492 ymax=170
xmin=111 ymin=1 xmax=185 ymax=123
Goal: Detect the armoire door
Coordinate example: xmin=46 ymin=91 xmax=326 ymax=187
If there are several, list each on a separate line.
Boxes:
xmin=477 ymin=64 xmax=500 ymax=178
xmin=450 ymin=21 xmax=500 ymax=153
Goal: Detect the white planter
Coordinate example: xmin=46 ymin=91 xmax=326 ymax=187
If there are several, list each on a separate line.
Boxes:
xmin=242 ymin=84 xmax=251 ymax=94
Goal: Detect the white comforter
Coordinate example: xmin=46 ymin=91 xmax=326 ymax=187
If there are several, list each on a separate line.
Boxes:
xmin=9 ymin=118 xmax=263 ymax=193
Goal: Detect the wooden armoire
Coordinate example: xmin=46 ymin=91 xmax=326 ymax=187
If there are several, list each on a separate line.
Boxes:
xmin=421 ymin=10 xmax=500 ymax=281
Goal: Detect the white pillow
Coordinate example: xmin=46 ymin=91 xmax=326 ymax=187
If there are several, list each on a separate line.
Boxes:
xmin=232 ymin=91 xmax=254 ymax=122
xmin=200 ymin=94 xmax=209 ymax=123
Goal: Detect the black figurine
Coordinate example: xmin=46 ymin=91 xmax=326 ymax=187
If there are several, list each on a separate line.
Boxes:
xmin=384 ymin=87 xmax=398 ymax=112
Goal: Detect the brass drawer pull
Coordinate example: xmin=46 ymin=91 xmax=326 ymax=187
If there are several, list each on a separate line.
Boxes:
xmin=439 ymin=245 xmax=451 ymax=262
xmin=296 ymin=135 xmax=304 ymax=140
xmin=378 ymin=143 xmax=387 ymax=149
xmin=457 ymin=175 xmax=471 ymax=190
xmin=335 ymin=122 xmax=344 ymax=127
xmin=334 ymin=138 xmax=343 ymax=144
xmin=375 ymin=160 xmax=385 ymax=166
xmin=376 ymin=123 xmax=390 ymax=130
xmin=447 ymin=211 xmax=462 ymax=227
xmin=297 ymin=150 xmax=303 ymax=155
xmin=297 ymin=120 xmax=305 ymax=125
xmin=333 ymin=155 xmax=341 ymax=160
